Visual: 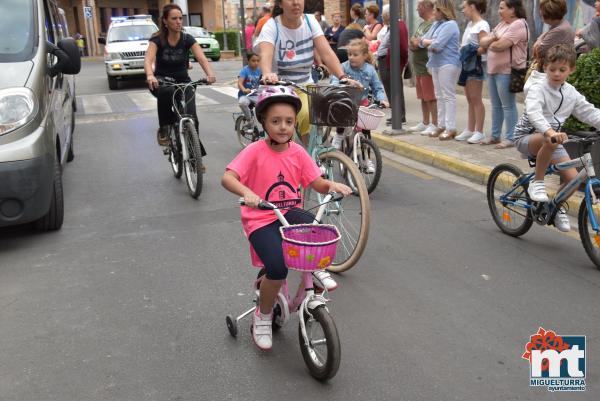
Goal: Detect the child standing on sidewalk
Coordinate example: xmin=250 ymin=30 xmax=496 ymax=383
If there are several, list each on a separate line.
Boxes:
xmin=237 ymin=52 xmax=262 ymax=130
xmin=514 ymin=44 xmax=600 ymax=232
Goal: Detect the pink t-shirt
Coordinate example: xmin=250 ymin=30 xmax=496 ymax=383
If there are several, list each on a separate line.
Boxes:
xmin=226 ymin=140 xmax=321 ymax=237
xmin=487 ymin=19 xmax=528 ymax=75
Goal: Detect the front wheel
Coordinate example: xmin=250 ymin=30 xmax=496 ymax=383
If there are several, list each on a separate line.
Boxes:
xmin=304 ymin=151 xmax=370 ymax=273
xmin=235 ymin=115 xmax=255 ymax=148
xmin=578 ymin=196 xmax=600 ymax=270
xmin=169 ymin=126 xmax=183 ymax=179
xmin=182 ymin=121 xmax=203 ymax=199
xmin=487 ymin=164 xmax=533 ymax=237
xmin=354 ymin=137 xmax=382 ymax=194
xmin=299 ymin=305 xmax=341 ymax=381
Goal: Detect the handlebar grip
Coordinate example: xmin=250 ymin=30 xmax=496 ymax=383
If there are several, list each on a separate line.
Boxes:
xmin=238 ymin=198 xmax=274 ymax=210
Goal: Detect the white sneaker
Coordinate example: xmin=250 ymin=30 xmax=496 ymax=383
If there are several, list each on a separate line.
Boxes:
xmin=554 ymin=209 xmax=571 ymax=232
xmin=331 ymin=133 xmax=344 ymax=150
xmin=527 ymin=180 xmax=550 ymax=203
xmin=252 ymin=309 xmax=273 ymax=350
xmin=312 ymin=270 xmax=338 ymax=292
xmin=467 ymin=131 xmax=485 ymax=144
xmin=407 ymin=122 xmax=427 ymax=132
xmin=366 ymin=160 xmax=376 ymax=174
xmin=455 ymin=130 xmax=473 ymax=141
xmin=420 ymin=124 xmax=438 ymax=136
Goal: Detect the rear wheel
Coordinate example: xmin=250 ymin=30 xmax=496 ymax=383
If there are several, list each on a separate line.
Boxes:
xmin=354 ymin=137 xmax=382 ymax=194
xmin=182 ymin=121 xmax=203 ymax=198
xmin=299 ymin=305 xmax=341 ymax=381
xmin=487 ymin=164 xmax=533 ymax=237
xmin=578 ymin=195 xmax=600 ymax=270
xmin=304 ymin=151 xmax=370 ymax=272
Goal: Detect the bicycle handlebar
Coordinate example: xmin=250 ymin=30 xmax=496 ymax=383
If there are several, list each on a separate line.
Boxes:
xmin=238 ymin=192 xmax=345 ymax=209
xmin=551 ymin=131 xmax=599 ymax=144
xmin=157 ymin=78 xmax=210 ymax=86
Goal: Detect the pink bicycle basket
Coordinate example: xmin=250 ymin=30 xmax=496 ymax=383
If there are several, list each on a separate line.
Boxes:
xmin=279 ymin=224 xmax=341 ymax=272
xmin=356 ymin=106 xmax=386 ymax=130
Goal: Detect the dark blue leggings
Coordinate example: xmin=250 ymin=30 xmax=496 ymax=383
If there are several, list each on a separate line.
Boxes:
xmin=249 ymin=208 xmax=315 ymax=280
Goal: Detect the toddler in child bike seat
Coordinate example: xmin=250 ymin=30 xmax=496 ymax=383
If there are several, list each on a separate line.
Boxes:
xmin=221 ymin=86 xmax=353 ymax=350
xmin=329 ymin=39 xmax=389 ymax=154
xmin=513 ymin=44 xmax=600 ymax=232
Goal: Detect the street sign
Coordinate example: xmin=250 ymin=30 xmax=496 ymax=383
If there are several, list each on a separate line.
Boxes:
xmin=84 ymin=6 xmax=92 ymax=19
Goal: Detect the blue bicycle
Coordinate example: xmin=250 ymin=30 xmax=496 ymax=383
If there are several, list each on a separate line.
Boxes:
xmin=487 ymin=132 xmax=600 ymax=269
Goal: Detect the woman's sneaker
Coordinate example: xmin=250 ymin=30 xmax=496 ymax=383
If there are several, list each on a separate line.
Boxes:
xmin=454 ymin=130 xmax=473 ymax=141
xmin=157 ymin=126 xmax=169 ymax=146
xmin=419 ymin=124 xmax=438 ymax=136
xmin=312 ymin=270 xmax=338 ymax=292
xmin=467 ymin=131 xmax=485 ymax=144
xmin=527 ymin=180 xmax=550 ymax=202
xmin=407 ymin=122 xmax=427 ymax=132
xmin=554 ymin=209 xmax=571 ymax=232
xmin=252 ymin=309 xmax=273 ymax=350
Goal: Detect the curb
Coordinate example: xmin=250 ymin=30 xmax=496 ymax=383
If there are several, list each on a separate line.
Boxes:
xmin=372 ymin=132 xmax=584 ymax=219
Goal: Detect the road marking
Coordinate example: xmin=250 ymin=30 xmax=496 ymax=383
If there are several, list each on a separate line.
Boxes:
xmin=210 ymin=86 xmax=239 ymax=98
xmin=127 ymin=92 xmax=156 ymax=111
xmin=80 ymin=95 xmax=111 ymax=114
xmin=195 ymin=93 xmax=219 ymax=105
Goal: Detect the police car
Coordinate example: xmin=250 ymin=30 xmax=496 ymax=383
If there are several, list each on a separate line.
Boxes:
xmin=98 ymin=15 xmax=158 ymax=90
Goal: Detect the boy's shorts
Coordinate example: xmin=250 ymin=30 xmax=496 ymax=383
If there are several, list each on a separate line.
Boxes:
xmin=515 ymin=135 xmax=569 ymax=160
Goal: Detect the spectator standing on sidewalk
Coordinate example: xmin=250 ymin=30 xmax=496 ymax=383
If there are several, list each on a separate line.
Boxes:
xmin=575 ymin=0 xmax=600 ymax=50
xmin=408 ymin=0 xmax=438 ymax=135
xmin=314 ymin=11 xmax=329 ymax=32
xmin=454 ymin=0 xmax=490 ymax=144
xmin=478 ymin=0 xmax=528 ymax=149
xmin=252 ymin=5 xmax=272 ymax=43
xmin=363 ymin=4 xmax=383 ymax=46
xmin=324 ymin=13 xmax=345 ymax=52
xmin=245 ymin=18 xmax=255 ymax=50
xmin=531 ymin=0 xmax=574 ymax=72
xmin=420 ymin=0 xmax=461 ymax=140
xmin=350 ymin=4 xmax=367 ymax=28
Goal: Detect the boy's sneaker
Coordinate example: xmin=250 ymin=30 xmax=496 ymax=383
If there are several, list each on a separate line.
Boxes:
xmin=407 ymin=122 xmax=427 ymax=132
xmin=366 ymin=160 xmax=376 ymax=174
xmin=252 ymin=309 xmax=273 ymax=350
xmin=312 ymin=270 xmax=338 ymax=292
xmin=554 ymin=208 xmax=571 ymax=232
xmin=455 ymin=130 xmax=473 ymax=141
xmin=331 ymin=133 xmax=344 ymax=150
xmin=420 ymin=124 xmax=438 ymax=136
xmin=467 ymin=131 xmax=485 ymax=144
xmin=527 ymin=180 xmax=550 ymax=202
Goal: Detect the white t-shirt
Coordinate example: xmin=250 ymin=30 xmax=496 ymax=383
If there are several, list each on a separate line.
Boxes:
xmin=255 ymin=14 xmax=323 ymax=84
xmin=461 ymin=19 xmax=490 ymax=61
xmin=376 ymin=24 xmax=389 ymax=42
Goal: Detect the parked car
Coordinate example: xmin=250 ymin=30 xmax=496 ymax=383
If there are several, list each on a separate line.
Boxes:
xmin=0 ymin=0 xmax=81 ymax=230
xmin=98 ymin=15 xmax=158 ymax=90
xmin=184 ymin=26 xmax=221 ymax=61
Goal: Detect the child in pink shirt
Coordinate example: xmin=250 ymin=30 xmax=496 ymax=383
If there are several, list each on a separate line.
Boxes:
xmin=221 ymin=86 xmax=352 ymax=351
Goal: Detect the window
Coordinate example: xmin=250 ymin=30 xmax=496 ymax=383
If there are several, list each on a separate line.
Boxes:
xmin=0 ymin=0 xmax=35 ymax=61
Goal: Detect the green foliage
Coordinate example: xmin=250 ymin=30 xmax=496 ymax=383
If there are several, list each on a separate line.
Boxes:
xmin=563 ymin=48 xmax=600 ymax=133
xmin=213 ymin=30 xmax=241 ymax=56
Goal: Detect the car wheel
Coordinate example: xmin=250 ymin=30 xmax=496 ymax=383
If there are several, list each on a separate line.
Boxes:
xmin=211 ymin=56 xmax=220 ymax=62
xmin=108 ymin=75 xmax=118 ymax=90
xmin=35 ymin=157 xmax=64 ymax=231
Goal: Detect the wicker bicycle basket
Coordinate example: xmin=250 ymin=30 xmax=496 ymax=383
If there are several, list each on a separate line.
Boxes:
xmin=306 ymin=85 xmax=362 ymax=127
xmin=356 ymin=106 xmax=386 ymax=130
xmin=279 ymin=224 xmax=341 ymax=272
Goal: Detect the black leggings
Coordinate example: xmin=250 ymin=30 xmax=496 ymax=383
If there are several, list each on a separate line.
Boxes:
xmin=151 ymin=84 xmax=207 ymax=156
xmin=249 ymin=208 xmax=315 ymax=280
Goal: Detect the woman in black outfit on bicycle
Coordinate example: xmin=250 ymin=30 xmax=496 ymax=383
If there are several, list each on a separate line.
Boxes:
xmin=144 ymin=4 xmax=216 ymax=148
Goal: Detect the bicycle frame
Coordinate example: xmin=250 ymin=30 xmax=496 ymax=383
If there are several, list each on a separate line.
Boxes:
xmin=501 ymin=151 xmax=600 ymax=231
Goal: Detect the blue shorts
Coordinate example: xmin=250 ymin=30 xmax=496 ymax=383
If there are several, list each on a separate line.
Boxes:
xmin=515 ymin=135 xmax=569 ymax=160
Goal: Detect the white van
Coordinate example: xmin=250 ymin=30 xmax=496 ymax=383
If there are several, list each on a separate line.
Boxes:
xmin=98 ymin=15 xmax=158 ymax=90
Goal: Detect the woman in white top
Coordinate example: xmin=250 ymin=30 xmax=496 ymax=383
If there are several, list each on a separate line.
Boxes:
xmin=256 ymin=0 xmax=361 ymax=141
xmin=455 ymin=0 xmax=490 ymax=144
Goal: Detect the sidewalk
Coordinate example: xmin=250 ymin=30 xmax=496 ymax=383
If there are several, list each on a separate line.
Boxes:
xmin=371 ymin=83 xmax=583 ymax=216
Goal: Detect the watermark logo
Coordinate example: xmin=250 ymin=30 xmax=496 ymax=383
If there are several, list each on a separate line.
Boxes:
xmin=522 ymin=327 xmax=586 ymax=392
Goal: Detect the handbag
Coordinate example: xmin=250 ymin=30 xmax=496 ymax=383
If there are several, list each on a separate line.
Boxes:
xmin=509 ymin=20 xmax=530 ymax=93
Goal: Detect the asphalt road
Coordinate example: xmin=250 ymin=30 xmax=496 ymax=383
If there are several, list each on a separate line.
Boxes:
xmin=0 ymin=60 xmax=598 ymax=401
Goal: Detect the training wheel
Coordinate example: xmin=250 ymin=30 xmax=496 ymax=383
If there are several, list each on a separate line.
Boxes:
xmin=226 ymin=315 xmax=238 ymax=337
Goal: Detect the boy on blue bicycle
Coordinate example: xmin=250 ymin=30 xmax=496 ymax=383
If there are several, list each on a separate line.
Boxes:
xmin=237 ymin=52 xmax=262 ymax=132
xmin=221 ymin=86 xmax=352 ymax=350
xmin=513 ymin=44 xmax=600 ymax=232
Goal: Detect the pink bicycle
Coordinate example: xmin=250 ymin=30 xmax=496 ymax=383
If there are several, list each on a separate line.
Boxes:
xmin=226 ymin=193 xmax=343 ymax=381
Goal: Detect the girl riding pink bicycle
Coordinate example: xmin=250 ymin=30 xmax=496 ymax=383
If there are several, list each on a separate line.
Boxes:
xmin=221 ymin=86 xmax=352 ymax=351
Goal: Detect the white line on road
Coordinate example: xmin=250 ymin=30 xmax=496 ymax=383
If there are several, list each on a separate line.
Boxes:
xmin=195 ymin=93 xmax=219 ymax=105
xmin=209 ymin=86 xmax=239 ymax=98
xmin=80 ymin=95 xmax=112 ymax=114
xmin=127 ymin=92 xmax=157 ymax=111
